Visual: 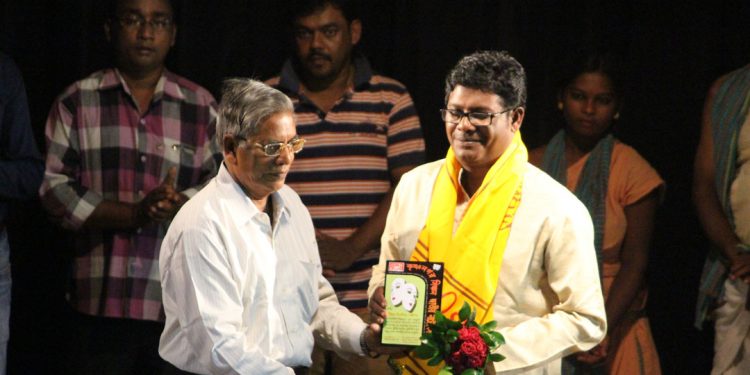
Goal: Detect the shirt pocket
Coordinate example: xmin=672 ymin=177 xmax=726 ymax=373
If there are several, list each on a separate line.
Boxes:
xmin=276 ymin=259 xmax=320 ymax=335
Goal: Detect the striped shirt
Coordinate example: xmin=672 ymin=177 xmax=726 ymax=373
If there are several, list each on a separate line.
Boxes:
xmin=267 ymin=57 xmax=426 ymax=310
xmin=40 ymin=68 xmax=220 ymax=321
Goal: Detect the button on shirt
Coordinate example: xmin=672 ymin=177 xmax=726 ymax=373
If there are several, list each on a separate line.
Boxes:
xmin=40 ymin=68 xmax=220 ymax=320
xmin=159 ymin=164 xmax=366 ymax=374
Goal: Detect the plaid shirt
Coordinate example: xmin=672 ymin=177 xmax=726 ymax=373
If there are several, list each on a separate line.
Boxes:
xmin=40 ymin=68 xmax=220 ymax=321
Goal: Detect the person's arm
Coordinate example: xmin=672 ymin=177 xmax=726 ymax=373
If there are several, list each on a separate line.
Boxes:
xmin=318 ymin=165 xmax=412 ymax=271
xmin=181 ymin=102 xmax=221 ymax=199
xmin=493 ymin=200 xmax=607 ymax=373
xmin=578 ymin=189 xmax=659 ymax=364
xmin=161 ymin=227 xmax=294 ymax=375
xmin=0 ymin=55 xmax=44 ymax=202
xmin=319 ymin=88 xmax=425 ymax=272
xmin=692 ymin=76 xmax=750 ymax=281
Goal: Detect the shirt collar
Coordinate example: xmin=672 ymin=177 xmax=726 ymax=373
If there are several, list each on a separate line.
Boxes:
xmin=215 ymin=162 xmax=292 ymax=225
xmin=98 ymin=68 xmax=186 ymax=102
xmin=277 ymin=54 xmax=374 ymax=95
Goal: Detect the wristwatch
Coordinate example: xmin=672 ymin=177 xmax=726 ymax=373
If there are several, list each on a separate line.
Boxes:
xmin=359 ymin=328 xmax=381 ymax=358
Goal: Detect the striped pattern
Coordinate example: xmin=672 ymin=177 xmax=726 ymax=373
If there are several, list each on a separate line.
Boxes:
xmin=268 ymin=57 xmax=425 ymax=309
xmin=695 ymin=64 xmax=750 ymax=328
xmin=40 ymin=68 xmax=220 ymax=321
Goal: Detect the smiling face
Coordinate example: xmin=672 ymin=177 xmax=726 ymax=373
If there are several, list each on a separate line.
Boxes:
xmin=560 ymin=71 xmax=619 ymax=141
xmin=224 ymin=111 xmax=297 ymax=201
xmin=445 ymin=85 xmax=524 ymax=175
xmin=293 ymin=3 xmax=361 ymax=82
xmin=106 ymin=0 xmax=176 ymax=75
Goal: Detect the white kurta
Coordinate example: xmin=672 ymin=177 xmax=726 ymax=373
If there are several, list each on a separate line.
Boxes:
xmin=159 ymin=164 xmax=366 ymax=375
xmin=369 ymin=160 xmax=607 ymax=375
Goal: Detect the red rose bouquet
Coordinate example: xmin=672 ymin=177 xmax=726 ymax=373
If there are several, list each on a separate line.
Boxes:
xmin=414 ymin=302 xmax=505 ymax=375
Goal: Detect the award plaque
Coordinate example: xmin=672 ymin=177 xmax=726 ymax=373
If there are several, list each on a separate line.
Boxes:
xmin=381 ymin=260 xmax=444 ymax=346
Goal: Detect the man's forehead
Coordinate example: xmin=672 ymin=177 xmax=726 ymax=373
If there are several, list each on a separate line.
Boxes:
xmin=295 ymin=4 xmax=347 ymax=26
xmin=448 ymin=86 xmax=505 ymax=109
xmin=117 ymin=0 xmax=173 ymax=16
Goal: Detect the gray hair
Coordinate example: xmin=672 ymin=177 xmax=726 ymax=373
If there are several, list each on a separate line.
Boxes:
xmin=216 ymin=78 xmax=294 ymax=149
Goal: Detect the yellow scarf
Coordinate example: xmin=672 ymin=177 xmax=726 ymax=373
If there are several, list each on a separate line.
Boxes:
xmin=392 ymin=131 xmax=527 ymax=375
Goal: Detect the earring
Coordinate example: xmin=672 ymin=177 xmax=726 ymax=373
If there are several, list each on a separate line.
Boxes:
xmin=557 ymin=102 xmax=563 ymax=111
xmin=614 ymin=112 xmax=620 ymax=120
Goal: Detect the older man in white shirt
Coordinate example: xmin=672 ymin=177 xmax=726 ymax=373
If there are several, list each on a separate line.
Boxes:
xmin=159 ymin=79 xmax=388 ymax=375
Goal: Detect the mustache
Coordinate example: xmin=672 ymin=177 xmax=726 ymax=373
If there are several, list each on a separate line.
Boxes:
xmin=306 ymin=51 xmax=331 ymax=61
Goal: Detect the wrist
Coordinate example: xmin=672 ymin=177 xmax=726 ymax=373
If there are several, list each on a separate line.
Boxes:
xmin=132 ymin=202 xmax=149 ymax=228
xmin=725 ymin=243 xmax=750 ymax=262
xmin=359 ymin=328 xmax=380 ymax=358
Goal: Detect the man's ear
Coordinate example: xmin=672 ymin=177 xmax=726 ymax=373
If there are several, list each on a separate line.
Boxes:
xmin=349 ymin=19 xmax=362 ymax=46
xmin=104 ymin=20 xmax=112 ymax=43
xmin=511 ymin=107 xmax=525 ymax=132
xmin=169 ymin=25 xmax=177 ymax=47
xmin=223 ymin=135 xmax=238 ymax=163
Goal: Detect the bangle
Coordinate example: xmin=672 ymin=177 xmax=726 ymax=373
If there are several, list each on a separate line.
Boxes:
xmin=359 ymin=328 xmax=380 ymax=358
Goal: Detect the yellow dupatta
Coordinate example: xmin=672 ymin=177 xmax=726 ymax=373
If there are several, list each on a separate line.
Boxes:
xmin=391 ymin=131 xmax=527 ymax=375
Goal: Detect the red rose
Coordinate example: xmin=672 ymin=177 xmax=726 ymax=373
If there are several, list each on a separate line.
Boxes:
xmin=458 ymin=325 xmax=482 ymax=341
xmin=460 ymin=339 xmax=487 ymax=368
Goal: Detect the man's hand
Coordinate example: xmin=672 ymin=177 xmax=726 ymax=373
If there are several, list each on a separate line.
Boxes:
xmin=363 ymin=323 xmax=410 ymax=357
xmin=138 ymin=167 xmax=186 ymax=223
xmin=575 ymin=337 xmax=608 ymax=365
xmin=368 ymin=286 xmax=387 ymax=325
xmin=317 ymin=230 xmax=360 ymax=272
xmin=728 ymin=248 xmax=750 ymax=284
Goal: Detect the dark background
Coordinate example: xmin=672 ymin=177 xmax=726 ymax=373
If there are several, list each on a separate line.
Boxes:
xmin=2 ymin=0 xmax=750 ymax=374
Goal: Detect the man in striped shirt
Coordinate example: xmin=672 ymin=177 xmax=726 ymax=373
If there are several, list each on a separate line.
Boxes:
xmin=267 ymin=0 xmax=425 ymax=373
xmin=39 ymin=0 xmax=220 ymax=373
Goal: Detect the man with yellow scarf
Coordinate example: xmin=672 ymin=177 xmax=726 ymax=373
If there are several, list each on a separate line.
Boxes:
xmin=367 ymin=51 xmax=607 ymax=374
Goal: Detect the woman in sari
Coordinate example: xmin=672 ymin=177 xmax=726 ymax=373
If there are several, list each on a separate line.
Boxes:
xmin=529 ymin=50 xmax=664 ymax=374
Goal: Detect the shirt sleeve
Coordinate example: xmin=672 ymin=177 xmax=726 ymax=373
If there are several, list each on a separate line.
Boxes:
xmin=311 ymin=274 xmax=367 ymax=358
xmin=39 ymin=92 xmax=104 ymax=230
xmin=493 ymin=200 xmax=607 ymax=373
xmin=387 ymin=88 xmax=426 ymax=171
xmin=611 ymin=144 xmax=665 ymax=207
xmin=161 ymin=226 xmax=295 ymax=375
xmin=0 ymin=55 xmax=44 ymax=203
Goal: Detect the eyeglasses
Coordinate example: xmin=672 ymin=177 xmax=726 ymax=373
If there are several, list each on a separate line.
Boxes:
xmin=252 ymin=138 xmax=306 ymax=157
xmin=116 ymin=15 xmax=173 ymax=31
xmin=440 ymin=108 xmax=514 ymax=126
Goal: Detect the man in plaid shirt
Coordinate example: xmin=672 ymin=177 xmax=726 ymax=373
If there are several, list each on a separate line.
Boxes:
xmin=39 ymin=0 xmax=220 ymax=373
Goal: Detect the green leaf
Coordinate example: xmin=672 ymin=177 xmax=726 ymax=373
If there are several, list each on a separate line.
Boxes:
xmin=435 ymin=311 xmax=449 ymax=328
xmin=480 ymin=332 xmax=491 ymax=343
xmin=458 ymin=302 xmax=471 ymax=321
xmin=489 ymin=331 xmax=505 ymax=346
xmin=469 ymin=308 xmax=477 ymax=322
xmin=427 ymin=355 xmax=444 ymax=366
xmin=481 ymin=320 xmax=497 ymax=331
xmin=414 ymin=343 xmax=439 ymax=359
xmin=489 ymin=353 xmax=505 ymax=362
xmin=448 ymin=318 xmax=463 ymax=330
xmin=460 ymin=369 xmax=482 ymax=375
xmin=446 ymin=329 xmax=459 ymax=343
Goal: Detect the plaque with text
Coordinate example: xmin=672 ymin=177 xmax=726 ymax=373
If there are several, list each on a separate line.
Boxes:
xmin=381 ymin=260 xmax=444 ymax=346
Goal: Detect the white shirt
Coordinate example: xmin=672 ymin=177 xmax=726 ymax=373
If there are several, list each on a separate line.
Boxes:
xmin=160 ymin=164 xmax=366 ymax=375
xmin=368 ymin=160 xmax=607 ymax=375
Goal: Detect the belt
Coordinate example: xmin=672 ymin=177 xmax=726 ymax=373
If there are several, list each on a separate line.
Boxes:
xmin=292 ymin=367 xmax=309 ymax=375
